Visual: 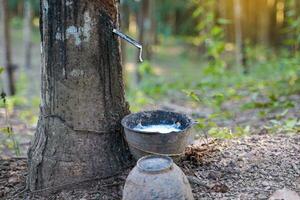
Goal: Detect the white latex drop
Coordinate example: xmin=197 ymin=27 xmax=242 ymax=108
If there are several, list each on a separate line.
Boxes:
xmin=138 ymin=47 xmax=143 ymax=62
xmin=134 ymin=123 xmax=181 ymax=134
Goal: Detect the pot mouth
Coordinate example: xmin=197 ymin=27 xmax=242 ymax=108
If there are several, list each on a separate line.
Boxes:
xmin=137 ymin=155 xmax=173 ymax=173
xmin=121 ymin=110 xmax=194 ymax=135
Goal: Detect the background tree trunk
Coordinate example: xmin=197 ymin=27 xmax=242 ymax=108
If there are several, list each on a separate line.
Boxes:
xmin=27 ymin=0 xmax=132 ymax=191
xmin=120 ymin=0 xmax=130 ymax=65
xmin=233 ymin=0 xmax=244 ymax=73
xmin=0 ymin=0 xmax=16 ymax=95
xmin=138 ymin=0 xmax=152 ymax=60
xmin=150 ymin=0 xmax=158 ymax=45
xmin=135 ymin=0 xmax=151 ymax=84
xmin=23 ymin=0 xmax=32 ymax=69
xmin=257 ymin=0 xmax=271 ymax=45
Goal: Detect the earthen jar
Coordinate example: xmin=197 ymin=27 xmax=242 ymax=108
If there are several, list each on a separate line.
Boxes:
xmin=122 ymin=155 xmax=194 ymax=200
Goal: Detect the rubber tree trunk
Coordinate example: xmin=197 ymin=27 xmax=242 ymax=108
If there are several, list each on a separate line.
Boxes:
xmin=27 ymin=0 xmax=132 ymax=191
xmin=23 ymin=0 xmax=32 ymax=69
xmin=0 ymin=0 xmax=16 ymax=95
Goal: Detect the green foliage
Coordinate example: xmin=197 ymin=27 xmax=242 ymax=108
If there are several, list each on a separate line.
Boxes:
xmin=0 ymin=126 xmax=20 ymax=156
xmin=266 ymin=118 xmax=300 ymax=135
xmin=180 ymin=43 xmax=300 ymax=137
xmin=284 ymin=0 xmax=300 ymax=53
xmin=183 ymin=90 xmax=200 ymax=102
xmin=156 ymin=0 xmax=193 ymax=36
xmin=0 ymin=67 xmax=39 ymax=156
xmin=19 ymin=109 xmax=38 ymax=126
xmin=8 ymin=0 xmax=40 ymax=16
xmin=11 ymin=17 xmax=23 ymax=29
xmin=8 ymin=0 xmax=21 ymax=10
xmin=208 ymin=127 xmax=233 ymax=139
xmin=206 ymin=125 xmax=250 ymax=139
xmin=0 ymin=90 xmax=21 ymax=156
xmin=188 ymin=0 xmax=227 ymax=76
xmin=30 ymin=0 xmax=40 ymax=14
xmin=138 ymin=61 xmax=155 ymax=77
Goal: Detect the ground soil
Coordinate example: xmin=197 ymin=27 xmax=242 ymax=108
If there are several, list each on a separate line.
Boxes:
xmin=1 ymin=134 xmax=299 ymax=200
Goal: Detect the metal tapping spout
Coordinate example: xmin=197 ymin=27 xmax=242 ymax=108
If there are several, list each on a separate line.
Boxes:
xmin=113 ymin=28 xmax=143 ymax=62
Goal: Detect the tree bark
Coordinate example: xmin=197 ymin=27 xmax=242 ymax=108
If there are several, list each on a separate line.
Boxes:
xmin=27 ymin=0 xmax=132 ymax=191
xmin=0 ymin=0 xmax=16 ymax=95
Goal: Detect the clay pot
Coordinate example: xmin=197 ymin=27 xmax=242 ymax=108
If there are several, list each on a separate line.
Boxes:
xmin=122 ymin=155 xmax=194 ymax=200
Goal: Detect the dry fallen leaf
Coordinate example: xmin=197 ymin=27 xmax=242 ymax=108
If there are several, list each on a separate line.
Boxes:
xmin=184 ymin=138 xmax=220 ymax=163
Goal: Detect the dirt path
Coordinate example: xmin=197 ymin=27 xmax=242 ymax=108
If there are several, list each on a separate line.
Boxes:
xmin=183 ymin=134 xmax=300 ymax=199
xmin=1 ymin=134 xmax=299 ymax=200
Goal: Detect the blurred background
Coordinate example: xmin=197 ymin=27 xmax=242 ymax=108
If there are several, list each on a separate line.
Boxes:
xmin=0 ymin=0 xmax=299 ymax=157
